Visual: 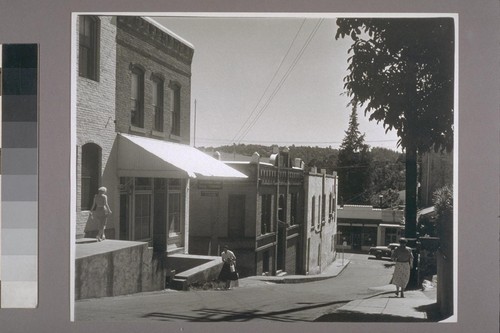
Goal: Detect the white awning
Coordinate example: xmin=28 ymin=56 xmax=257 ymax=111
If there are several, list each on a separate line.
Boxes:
xmin=379 ymin=224 xmax=405 ymax=228
xmin=117 ymin=133 xmax=247 ymax=179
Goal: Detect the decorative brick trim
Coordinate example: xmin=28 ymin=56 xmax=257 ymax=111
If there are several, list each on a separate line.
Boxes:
xmin=117 ymin=16 xmax=194 ymax=66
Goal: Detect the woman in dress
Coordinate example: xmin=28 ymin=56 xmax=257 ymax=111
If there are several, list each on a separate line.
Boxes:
xmin=218 ymin=245 xmax=238 ymax=290
xmin=90 ymin=186 xmax=112 ymax=241
xmin=391 ymin=238 xmax=414 ymax=297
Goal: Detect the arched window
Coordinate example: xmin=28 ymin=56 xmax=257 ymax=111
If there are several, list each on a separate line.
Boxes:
xmin=329 ymin=193 xmax=333 ymax=221
xmin=151 ymin=75 xmax=164 ymax=132
xmin=78 ymin=15 xmax=99 ymax=80
xmin=322 ymin=193 xmax=326 ymax=221
xmin=168 ymin=82 xmax=181 ymax=136
xmin=311 ymin=196 xmax=316 ymax=227
xmin=130 ymin=65 xmax=145 ymax=127
xmin=81 ymin=143 xmax=101 ymax=210
xmin=318 ymin=196 xmax=322 ymax=225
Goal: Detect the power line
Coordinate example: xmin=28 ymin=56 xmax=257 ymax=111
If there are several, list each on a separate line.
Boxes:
xmin=196 ymin=136 xmax=399 ymax=145
xmin=230 ymin=18 xmax=307 ymax=143
xmin=234 ymin=19 xmax=325 ymax=144
xmin=236 ymin=19 xmax=324 ymax=143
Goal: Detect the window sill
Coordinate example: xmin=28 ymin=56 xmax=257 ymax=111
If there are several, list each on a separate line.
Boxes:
xmin=129 ymin=125 xmax=147 ymax=134
xmin=169 ymin=134 xmax=181 ymax=141
xmin=78 ymin=74 xmax=99 ymax=83
xmin=152 ymin=130 xmax=166 ymax=138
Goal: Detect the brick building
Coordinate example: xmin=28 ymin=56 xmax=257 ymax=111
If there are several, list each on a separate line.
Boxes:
xmin=76 ymin=16 xmax=118 ymax=238
xmin=75 ymin=16 xmax=245 ymax=255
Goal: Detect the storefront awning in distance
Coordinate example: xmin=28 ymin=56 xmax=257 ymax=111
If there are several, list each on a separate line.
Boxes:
xmin=379 ymin=224 xmax=405 ymax=228
xmin=117 ymin=133 xmax=248 ymax=179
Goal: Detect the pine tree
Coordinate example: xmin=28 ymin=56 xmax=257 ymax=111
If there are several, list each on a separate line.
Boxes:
xmin=337 ymin=104 xmax=372 ymax=204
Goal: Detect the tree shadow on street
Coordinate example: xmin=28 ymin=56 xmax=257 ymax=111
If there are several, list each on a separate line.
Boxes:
xmin=142 ymin=299 xmax=351 ymax=322
xmin=314 ymin=291 xmax=443 ymax=322
xmin=314 ymin=310 xmax=432 ymax=322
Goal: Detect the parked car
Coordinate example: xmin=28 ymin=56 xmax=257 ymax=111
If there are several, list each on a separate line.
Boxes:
xmin=368 ymin=243 xmax=400 ymax=259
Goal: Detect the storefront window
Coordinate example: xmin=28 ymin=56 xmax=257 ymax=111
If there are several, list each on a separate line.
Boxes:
xmin=362 ymin=227 xmax=377 ymax=246
xmin=135 ymin=177 xmax=152 ymax=190
xmin=168 ymin=192 xmax=181 ymax=234
xmin=134 ymin=193 xmax=151 ymax=240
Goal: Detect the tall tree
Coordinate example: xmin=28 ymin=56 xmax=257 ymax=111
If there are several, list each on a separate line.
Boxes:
xmin=337 ymin=104 xmax=372 ymax=204
xmin=335 ymin=18 xmax=454 ymax=238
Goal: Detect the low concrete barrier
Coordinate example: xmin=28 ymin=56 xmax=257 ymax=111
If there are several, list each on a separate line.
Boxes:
xmin=75 ymin=240 xmax=166 ymax=300
xmin=167 ymin=254 xmax=223 ymax=290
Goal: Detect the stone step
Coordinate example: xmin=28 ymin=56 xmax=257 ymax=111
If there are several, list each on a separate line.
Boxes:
xmin=276 ymin=271 xmax=288 ymax=277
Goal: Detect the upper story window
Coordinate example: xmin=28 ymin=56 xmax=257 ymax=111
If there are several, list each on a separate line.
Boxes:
xmin=318 ymin=196 xmax=322 ymax=225
xmin=322 ymin=193 xmax=326 ymax=222
xmin=130 ymin=65 xmax=144 ymax=128
xmin=278 ymin=194 xmax=285 ymax=222
xmin=329 ymin=193 xmax=333 ymax=220
xmin=311 ymin=196 xmax=316 ymax=228
xmin=78 ymin=16 xmax=99 ymax=81
xmin=169 ymin=82 xmax=181 ymax=136
xmin=261 ymin=194 xmax=272 ymax=234
xmin=152 ymin=76 xmax=164 ymax=132
xmin=290 ymin=192 xmax=299 ymax=225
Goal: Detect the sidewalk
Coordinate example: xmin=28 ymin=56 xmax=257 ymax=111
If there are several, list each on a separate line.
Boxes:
xmin=238 ymin=260 xmax=442 ymax=322
xmin=315 ymin=284 xmax=440 ymax=322
xmin=238 ymin=259 xmax=351 ymax=287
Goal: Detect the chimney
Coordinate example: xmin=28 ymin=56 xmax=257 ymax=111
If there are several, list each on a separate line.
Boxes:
xmin=251 ymin=152 xmax=260 ymax=164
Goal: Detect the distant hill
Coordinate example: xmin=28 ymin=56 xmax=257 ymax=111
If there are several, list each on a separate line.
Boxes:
xmin=199 ymin=144 xmax=403 ymax=175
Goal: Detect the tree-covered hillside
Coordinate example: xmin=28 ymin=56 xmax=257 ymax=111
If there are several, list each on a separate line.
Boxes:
xmin=200 ymin=144 xmax=405 ymax=205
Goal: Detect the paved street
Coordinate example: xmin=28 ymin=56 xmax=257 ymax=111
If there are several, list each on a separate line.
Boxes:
xmin=75 ymin=253 xmax=398 ymax=322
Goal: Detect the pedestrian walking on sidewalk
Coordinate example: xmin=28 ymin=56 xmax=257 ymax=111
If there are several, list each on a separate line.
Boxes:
xmin=90 ymin=187 xmax=112 ymax=242
xmin=391 ymin=238 xmax=413 ymax=297
xmin=218 ymin=245 xmax=239 ymax=290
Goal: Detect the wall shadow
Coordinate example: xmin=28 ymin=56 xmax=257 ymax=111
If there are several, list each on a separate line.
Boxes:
xmin=142 ymin=299 xmax=351 ymax=322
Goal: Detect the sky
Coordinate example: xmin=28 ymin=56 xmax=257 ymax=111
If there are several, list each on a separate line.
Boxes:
xmin=153 ymin=15 xmax=401 ymax=151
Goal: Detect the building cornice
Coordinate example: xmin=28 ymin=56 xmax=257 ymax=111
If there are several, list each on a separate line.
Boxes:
xmin=116 ymin=39 xmax=192 ymax=78
xmin=117 ymin=16 xmax=194 ymax=66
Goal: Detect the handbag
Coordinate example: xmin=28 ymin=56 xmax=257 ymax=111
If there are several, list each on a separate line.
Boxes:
xmin=230 ymin=263 xmax=235 ymax=272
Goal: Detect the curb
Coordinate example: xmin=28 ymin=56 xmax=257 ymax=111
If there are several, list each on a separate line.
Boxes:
xmin=244 ymin=260 xmax=351 ymax=285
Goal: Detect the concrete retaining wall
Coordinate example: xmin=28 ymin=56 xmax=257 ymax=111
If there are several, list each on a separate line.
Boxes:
xmin=75 ymin=242 xmax=166 ymax=300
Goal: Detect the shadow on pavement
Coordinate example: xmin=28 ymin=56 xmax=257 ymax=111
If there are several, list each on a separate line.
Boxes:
xmin=142 ymin=299 xmax=352 ymax=322
xmin=314 ymin=310 xmax=433 ymax=322
xmin=415 ymin=302 xmax=443 ymax=321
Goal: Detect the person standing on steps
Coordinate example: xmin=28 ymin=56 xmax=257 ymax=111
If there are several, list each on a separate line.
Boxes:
xmin=391 ymin=238 xmax=414 ymax=298
xmin=218 ymin=245 xmax=239 ymax=290
xmin=90 ymin=186 xmax=112 ymax=242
